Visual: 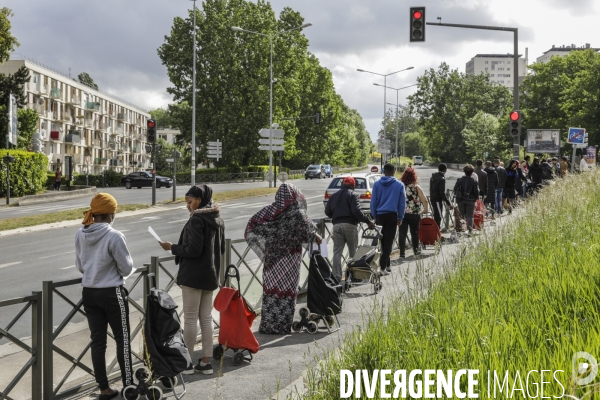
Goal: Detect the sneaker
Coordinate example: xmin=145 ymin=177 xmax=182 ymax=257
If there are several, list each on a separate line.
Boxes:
xmin=399 ymin=253 xmax=406 ymax=258
xmin=385 ymin=266 xmax=392 ymax=273
xmin=380 ymin=269 xmax=390 ymax=276
xmin=181 ymin=365 xmax=195 ymax=375
xmin=194 ymin=362 xmax=213 ymax=375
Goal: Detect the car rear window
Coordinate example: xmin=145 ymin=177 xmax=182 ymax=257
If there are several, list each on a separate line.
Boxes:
xmin=328 ymin=177 xmax=367 ymax=189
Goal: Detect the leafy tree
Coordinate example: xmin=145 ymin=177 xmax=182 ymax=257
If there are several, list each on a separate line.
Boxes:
xmin=154 ymin=138 xmax=180 ymax=176
xmin=0 ymin=7 xmax=19 ymax=63
xmin=0 ymin=66 xmax=30 ymax=146
xmin=17 ymin=108 xmax=39 ymax=150
xmin=461 ymin=111 xmax=509 ymax=161
xmin=403 ymin=131 xmax=428 ymax=159
xmin=149 ymin=107 xmax=175 ymax=129
xmin=77 ymin=72 xmax=99 ymax=90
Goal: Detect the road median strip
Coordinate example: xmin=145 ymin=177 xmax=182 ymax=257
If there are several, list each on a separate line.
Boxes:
xmin=160 ymin=186 xmax=278 ymax=205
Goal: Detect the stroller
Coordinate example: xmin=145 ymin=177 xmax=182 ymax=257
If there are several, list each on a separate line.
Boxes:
xmin=343 ymin=228 xmax=382 ymax=294
xmin=292 ymin=249 xmax=343 ymax=334
xmin=122 ymin=274 xmax=190 ymax=400
xmin=213 ymin=265 xmax=259 ymax=366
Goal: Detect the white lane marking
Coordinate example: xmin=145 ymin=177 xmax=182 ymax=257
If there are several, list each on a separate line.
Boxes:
xmin=61 ymin=265 xmax=76 ymax=270
xmin=168 ymin=219 xmax=189 ymax=224
xmin=39 ymin=250 xmax=75 ymax=260
xmin=223 ymin=214 xmax=252 ymax=222
xmin=119 ymin=230 xmax=130 ymax=232
xmin=0 ymin=261 xmax=22 ymax=269
xmin=127 ymin=217 xmax=163 ymax=225
xmin=304 ymin=195 xmax=324 ymax=200
xmin=219 ymin=203 xmax=248 ymax=208
xmin=307 ymin=202 xmax=324 ymax=207
xmin=261 ymin=335 xmax=292 ymax=347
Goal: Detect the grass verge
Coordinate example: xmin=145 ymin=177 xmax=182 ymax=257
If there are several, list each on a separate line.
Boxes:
xmin=302 ymin=171 xmax=600 ymax=399
xmin=160 ymin=187 xmax=278 ymax=205
xmin=0 ymin=204 xmax=149 ymax=232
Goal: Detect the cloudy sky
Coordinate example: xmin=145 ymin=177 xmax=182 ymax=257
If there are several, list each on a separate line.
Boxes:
xmin=5 ymin=0 xmax=599 ymax=141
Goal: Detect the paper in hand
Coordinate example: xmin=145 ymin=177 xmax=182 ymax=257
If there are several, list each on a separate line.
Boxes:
xmin=148 ymin=226 xmax=162 ymax=242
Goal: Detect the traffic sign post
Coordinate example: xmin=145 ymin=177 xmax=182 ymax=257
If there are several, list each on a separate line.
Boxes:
xmin=206 ymin=139 xmax=222 ymax=174
xmin=258 ymin=128 xmax=285 ymax=187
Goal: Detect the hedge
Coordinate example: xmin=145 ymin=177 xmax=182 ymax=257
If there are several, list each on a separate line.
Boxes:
xmin=45 ymin=170 xmax=123 ymax=189
xmin=0 ymin=150 xmax=48 ymax=198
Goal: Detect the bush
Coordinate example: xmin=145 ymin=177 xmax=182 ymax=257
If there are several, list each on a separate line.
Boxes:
xmin=0 ymin=150 xmax=48 ymax=197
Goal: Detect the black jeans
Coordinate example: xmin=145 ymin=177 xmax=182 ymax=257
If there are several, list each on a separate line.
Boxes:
xmin=83 ymin=286 xmax=133 ymax=390
xmin=457 ymin=200 xmax=475 ymax=231
xmin=399 ymin=213 xmax=421 ymax=254
xmin=376 ymin=213 xmax=398 ymax=269
xmin=431 ymin=201 xmax=444 ymax=230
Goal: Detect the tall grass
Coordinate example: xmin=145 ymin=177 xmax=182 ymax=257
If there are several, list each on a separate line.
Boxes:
xmin=302 ymin=171 xmax=600 ymax=399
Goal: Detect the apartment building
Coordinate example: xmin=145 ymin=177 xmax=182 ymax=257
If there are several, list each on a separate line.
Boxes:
xmin=536 ymin=43 xmax=599 ymax=63
xmin=465 ymin=53 xmax=528 ymax=88
xmin=0 ymin=58 xmax=151 ymax=174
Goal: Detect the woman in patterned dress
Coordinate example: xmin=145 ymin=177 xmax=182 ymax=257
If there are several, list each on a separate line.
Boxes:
xmin=398 ymin=167 xmax=429 ymax=258
xmin=244 ymin=183 xmax=322 ymax=334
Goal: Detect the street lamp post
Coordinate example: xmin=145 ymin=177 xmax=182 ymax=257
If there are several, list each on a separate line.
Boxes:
xmin=232 ymin=23 xmax=312 ymax=188
xmin=190 ymin=0 xmax=197 ymax=186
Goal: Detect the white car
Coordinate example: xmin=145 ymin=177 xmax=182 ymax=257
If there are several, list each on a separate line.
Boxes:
xmin=413 ymin=156 xmax=423 ymax=165
xmin=323 ymin=173 xmax=382 ymax=213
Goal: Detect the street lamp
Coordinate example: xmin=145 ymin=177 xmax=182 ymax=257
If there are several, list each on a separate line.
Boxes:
xmin=357 ymin=67 xmax=413 ymax=165
xmin=190 ymin=0 xmax=198 ymax=186
xmin=232 ymin=22 xmax=312 ymax=188
xmin=375 ymin=83 xmax=418 ymax=166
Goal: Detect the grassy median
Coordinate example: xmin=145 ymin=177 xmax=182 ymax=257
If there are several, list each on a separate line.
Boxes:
xmin=161 ymin=187 xmax=278 ymax=205
xmin=0 ymin=204 xmax=149 ymax=232
xmin=303 ymin=171 xmax=600 ymax=399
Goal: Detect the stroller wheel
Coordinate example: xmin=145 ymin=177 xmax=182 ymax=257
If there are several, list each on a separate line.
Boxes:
xmin=374 ymin=282 xmax=382 ymax=294
xmin=159 ymin=376 xmax=177 ymax=389
xmin=213 ymin=345 xmax=224 ymax=360
xmin=306 ymin=321 xmax=318 ymax=334
xmin=299 ymin=307 xmax=309 ymax=319
xmin=147 ymin=385 xmax=163 ymax=400
xmin=291 ymin=320 xmax=303 ymax=333
xmin=134 ymin=366 xmax=151 ymax=384
xmin=233 ymin=351 xmax=245 ymax=365
xmin=324 ymin=315 xmax=335 ymax=327
xmin=122 ymin=385 xmax=140 ymax=400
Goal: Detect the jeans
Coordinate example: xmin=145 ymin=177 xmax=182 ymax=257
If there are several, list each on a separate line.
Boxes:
xmin=495 ymin=188 xmax=504 ymax=213
xmin=54 ymin=181 xmax=61 ymax=190
xmin=458 ymin=200 xmax=475 ymax=230
xmin=431 ymin=201 xmax=444 ymax=230
xmin=181 ymin=285 xmax=214 ymax=361
xmin=375 ymin=213 xmax=398 ymax=270
xmin=331 ymin=223 xmax=359 ymax=281
xmin=399 ymin=213 xmax=421 ymax=254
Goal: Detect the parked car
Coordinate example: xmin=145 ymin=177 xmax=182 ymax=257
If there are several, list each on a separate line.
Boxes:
xmin=120 ymin=171 xmax=173 ymax=189
xmin=305 ymin=164 xmax=326 ymax=179
xmin=324 ymin=164 xmax=333 ymax=177
xmin=323 ymin=173 xmax=382 ymax=213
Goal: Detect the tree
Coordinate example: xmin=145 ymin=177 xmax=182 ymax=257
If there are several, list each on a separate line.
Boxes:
xmin=149 ymin=107 xmax=174 ymax=129
xmin=154 ymin=138 xmax=179 ymax=176
xmin=461 ymin=111 xmax=508 ymax=161
xmin=0 ymin=7 xmax=19 ymax=63
xmin=0 ymin=66 xmax=30 ymax=146
xmin=16 ymin=108 xmax=39 ymax=150
xmin=77 ymin=72 xmax=99 ymax=90
xmin=403 ymin=131 xmax=428 ymax=159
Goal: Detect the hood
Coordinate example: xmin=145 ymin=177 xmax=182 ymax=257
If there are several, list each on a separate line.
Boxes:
xmin=484 ymin=167 xmax=496 ymax=174
xmin=191 ymin=203 xmax=223 ymax=230
xmin=379 ymin=176 xmax=398 ymax=186
xmin=431 ymin=171 xmax=445 ymax=182
xmin=81 ymin=223 xmax=113 ymax=245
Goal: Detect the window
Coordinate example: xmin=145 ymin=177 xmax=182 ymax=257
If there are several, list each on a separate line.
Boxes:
xmin=491 ymin=74 xmax=495 ymax=77
xmin=485 ymin=67 xmax=488 ymax=71
xmin=485 ymin=61 xmax=488 ymax=64
xmin=507 ymin=68 xmax=511 ymax=71
xmin=508 ymin=61 xmax=511 ymax=64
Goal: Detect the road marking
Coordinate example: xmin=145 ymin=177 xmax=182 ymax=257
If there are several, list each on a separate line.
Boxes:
xmin=0 ymin=261 xmax=22 ymax=269
xmin=39 ymin=250 xmax=75 ymax=260
xmin=304 ymin=195 xmax=324 ymax=200
xmin=168 ymin=219 xmax=189 ymax=224
xmin=223 ymin=214 xmax=252 ymax=222
xmin=120 ymin=230 xmax=130 ymax=232
xmin=261 ymin=335 xmax=292 ymax=347
xmin=61 ymin=265 xmax=76 ymax=270
xmin=127 ymin=217 xmax=163 ymax=225
xmin=307 ymin=202 xmax=323 ymax=207
xmin=220 ymin=203 xmax=248 ymax=208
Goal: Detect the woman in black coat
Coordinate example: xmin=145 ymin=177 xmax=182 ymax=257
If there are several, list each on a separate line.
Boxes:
xmin=159 ymin=184 xmax=224 ymax=375
xmin=528 ymin=158 xmax=544 ymax=190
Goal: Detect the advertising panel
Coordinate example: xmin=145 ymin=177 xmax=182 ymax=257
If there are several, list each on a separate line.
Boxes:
xmin=526 ymin=129 xmax=560 ymax=154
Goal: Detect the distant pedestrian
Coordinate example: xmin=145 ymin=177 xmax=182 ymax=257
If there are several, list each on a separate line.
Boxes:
xmin=474 ymin=159 xmax=487 ymax=199
xmin=398 ymin=167 xmax=429 ymax=258
xmin=483 ymin=161 xmax=498 ymax=217
xmin=514 ymin=161 xmax=528 ymax=202
xmin=493 ymin=158 xmax=506 ymax=215
xmin=54 ymin=168 xmax=62 ymax=191
xmin=529 ymin=158 xmax=544 ymax=190
xmin=429 ymin=163 xmax=453 ymax=230
xmin=560 ymin=156 xmax=570 ymax=177
xmin=522 ymin=155 xmax=530 ymax=175
xmin=325 ymin=176 xmax=375 ymax=282
xmin=504 ymin=160 xmax=520 ymax=212
xmin=580 ymin=155 xmax=590 ymax=172
xmin=370 ymin=163 xmax=406 ymax=275
xmin=551 ymin=157 xmax=560 ymax=178
xmin=453 ymin=165 xmax=479 ymax=232
xmin=76 ymin=193 xmax=133 ymax=400
xmin=541 ymin=158 xmax=553 ymax=181
xmin=245 ymin=183 xmax=321 ymax=334
xmin=158 ymin=184 xmax=224 ymax=375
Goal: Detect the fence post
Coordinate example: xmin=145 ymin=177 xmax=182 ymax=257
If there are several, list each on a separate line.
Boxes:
xmin=31 ymin=291 xmax=42 ymax=400
xmin=150 ymin=256 xmax=159 ymax=289
xmin=444 ymin=189 xmax=451 ymax=230
xmin=42 ymin=281 xmax=53 ymax=400
xmin=223 ymin=239 xmax=232 ymax=287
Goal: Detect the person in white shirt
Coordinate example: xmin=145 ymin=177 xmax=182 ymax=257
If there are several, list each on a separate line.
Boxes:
xmin=580 ymin=155 xmax=590 ymax=172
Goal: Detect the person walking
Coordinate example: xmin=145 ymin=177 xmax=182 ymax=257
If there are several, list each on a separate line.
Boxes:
xmin=483 ymin=161 xmax=498 ymax=218
xmin=54 ymin=168 xmax=62 ymax=191
xmin=504 ymin=160 xmax=520 ymax=212
xmin=528 ymin=157 xmax=544 ymax=191
xmin=453 ymin=165 xmax=479 ymax=233
xmin=398 ymin=167 xmax=429 ymax=258
xmin=158 ymin=184 xmax=224 ymax=375
xmin=551 ymin=157 xmax=560 ymax=178
xmin=324 ymin=176 xmax=375 ymax=282
xmin=560 ymin=156 xmax=570 ymax=177
xmin=245 ymin=183 xmax=321 ymax=334
xmin=474 ymin=159 xmax=487 ymax=199
xmin=370 ymin=163 xmax=406 ymax=275
xmin=75 ymin=193 xmax=134 ymax=400
xmin=429 ymin=163 xmax=452 ymax=230
xmin=493 ymin=158 xmax=506 ymax=215
xmin=580 ymin=154 xmax=590 ymax=172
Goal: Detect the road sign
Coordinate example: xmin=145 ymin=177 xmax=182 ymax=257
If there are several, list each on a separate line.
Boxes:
xmin=378 ymin=139 xmax=391 ymax=144
xmin=258 ymin=139 xmax=284 ymax=145
xmin=207 ymin=154 xmax=220 ymax=159
xmin=207 ymin=141 xmax=222 ymax=146
xmin=259 ymin=129 xmax=285 ymax=139
xmin=567 ymin=127 xmax=585 ymax=144
xmin=379 ymin=149 xmax=391 ymax=154
xmin=207 ymin=150 xmax=222 ymax=155
xmin=259 ymin=145 xmax=284 ymax=151
xmin=166 ymin=158 xmax=174 ymax=162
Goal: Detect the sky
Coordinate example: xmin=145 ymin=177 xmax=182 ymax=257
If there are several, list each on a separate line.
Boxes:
xmin=4 ymin=0 xmax=599 ymax=142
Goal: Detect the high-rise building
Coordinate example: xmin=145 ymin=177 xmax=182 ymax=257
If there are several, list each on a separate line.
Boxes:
xmin=466 ymin=54 xmax=528 ymax=88
xmin=536 ymin=43 xmax=599 ymax=64
xmin=0 ymin=58 xmax=151 ymax=174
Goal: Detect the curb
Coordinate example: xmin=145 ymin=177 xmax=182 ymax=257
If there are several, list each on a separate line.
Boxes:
xmin=18 ymin=186 xmax=97 ymax=206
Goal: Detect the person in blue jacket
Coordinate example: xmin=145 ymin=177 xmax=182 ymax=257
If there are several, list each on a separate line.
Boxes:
xmin=370 ymin=163 xmax=406 ymax=275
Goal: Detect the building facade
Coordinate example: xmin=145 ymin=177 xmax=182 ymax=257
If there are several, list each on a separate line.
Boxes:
xmin=536 ymin=43 xmax=599 ymax=63
xmin=465 ymin=54 xmax=528 ymax=88
xmin=157 ymin=128 xmax=180 ymax=145
xmin=0 ymin=59 xmax=151 ymax=174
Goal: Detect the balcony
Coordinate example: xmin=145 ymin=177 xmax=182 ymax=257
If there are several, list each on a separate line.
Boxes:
xmin=94 ymin=157 xmax=108 ymax=165
xmin=51 ymin=112 xmax=61 ymax=121
xmin=50 ymin=88 xmax=62 ymax=100
xmin=84 ymin=120 xmax=95 ymax=129
xmin=131 ymin=147 xmax=138 ymax=153
xmin=85 ymin=102 xmax=100 ymax=113
xmin=50 ymin=131 xmax=61 ymax=141
xmin=45 ymin=111 xmax=54 ymax=120
xmin=109 ymin=159 xmax=123 ymax=167
xmin=29 ymin=103 xmax=45 ymax=115
xmin=61 ymin=114 xmax=72 ymax=123
xmin=115 ymin=128 xmax=124 ymax=135
xmin=96 ymin=122 xmax=107 ymax=132
xmin=28 ymin=82 xmax=49 ymax=95
xmin=92 ymin=139 xmax=101 ymax=147
xmin=66 ymin=95 xmax=81 ymax=105
xmin=117 ymin=113 xmax=128 ymax=122
xmin=64 ymin=132 xmax=81 ymax=143
xmin=109 ymin=142 xmax=118 ymax=150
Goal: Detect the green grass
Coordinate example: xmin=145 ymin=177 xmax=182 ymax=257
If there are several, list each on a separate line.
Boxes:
xmin=0 ymin=204 xmax=150 ymax=232
xmin=160 ymin=187 xmax=278 ymax=205
xmin=301 ymin=171 xmax=600 ymax=399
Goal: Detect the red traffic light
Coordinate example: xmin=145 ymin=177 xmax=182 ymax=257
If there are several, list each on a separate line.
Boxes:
xmin=413 ymin=10 xmax=422 ymax=19
xmin=509 ymin=111 xmax=520 ymax=121
xmin=147 ymin=120 xmax=155 ymax=128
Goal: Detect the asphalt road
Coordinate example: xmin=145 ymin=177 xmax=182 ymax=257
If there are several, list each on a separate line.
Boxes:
xmin=0 ymin=164 xmax=462 ymax=340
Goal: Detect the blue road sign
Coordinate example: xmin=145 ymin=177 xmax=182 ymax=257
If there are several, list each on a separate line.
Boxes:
xmin=567 ymin=127 xmax=585 ymax=144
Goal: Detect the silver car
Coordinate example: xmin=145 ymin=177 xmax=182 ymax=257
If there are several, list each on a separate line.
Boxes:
xmin=322 ymin=173 xmax=382 ymax=213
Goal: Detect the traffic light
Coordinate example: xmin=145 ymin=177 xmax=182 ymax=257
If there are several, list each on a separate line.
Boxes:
xmin=509 ymin=110 xmax=521 ymax=137
xmin=410 ymin=7 xmax=426 ymax=42
xmin=583 ymin=132 xmax=589 ymax=145
xmin=147 ymin=119 xmax=157 ymax=143
xmin=315 ymin=111 xmax=321 ymax=124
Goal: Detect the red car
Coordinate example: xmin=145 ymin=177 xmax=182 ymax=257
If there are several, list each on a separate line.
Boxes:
xmin=370 ymin=166 xmax=379 ymax=173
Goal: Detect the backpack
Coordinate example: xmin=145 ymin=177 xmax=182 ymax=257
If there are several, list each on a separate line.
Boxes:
xmin=454 ymin=177 xmax=472 ymax=201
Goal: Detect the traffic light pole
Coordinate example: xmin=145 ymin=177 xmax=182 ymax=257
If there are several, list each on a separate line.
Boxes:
xmin=426 ymin=21 xmax=520 ymax=160
xmin=152 ymin=143 xmax=156 ymax=206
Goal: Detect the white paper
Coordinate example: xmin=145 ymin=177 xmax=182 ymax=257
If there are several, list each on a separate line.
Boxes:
xmin=312 ymin=241 xmax=329 ymax=258
xmin=375 ymin=225 xmax=383 ymax=232
xmin=148 ymin=226 xmax=162 ymax=242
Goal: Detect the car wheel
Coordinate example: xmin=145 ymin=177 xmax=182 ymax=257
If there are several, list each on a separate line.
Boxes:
xmin=125 ymin=182 xmax=132 ymax=189
xmin=156 ymin=183 xmax=162 ymax=189
xmin=137 ymin=187 xmax=142 ymax=189
xmin=305 ymin=177 xmax=308 ymax=180
xmin=165 ymin=185 xmax=171 ymax=189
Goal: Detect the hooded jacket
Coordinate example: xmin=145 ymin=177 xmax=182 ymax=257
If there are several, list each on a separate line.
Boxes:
xmin=453 ymin=175 xmax=479 ymax=202
xmin=325 ymin=186 xmax=371 ymax=225
xmin=75 ymin=223 xmax=134 ymax=288
xmin=483 ymin=167 xmax=498 ymax=204
xmin=474 ymin=167 xmax=487 ymax=196
xmin=370 ymin=176 xmax=406 ymax=221
xmin=172 ymin=204 xmax=225 ymax=291
xmin=429 ymin=172 xmax=450 ymax=205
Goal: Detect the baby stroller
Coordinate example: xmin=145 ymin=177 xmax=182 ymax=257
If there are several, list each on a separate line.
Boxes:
xmin=343 ymin=228 xmax=382 ymax=294
xmin=292 ymin=249 xmax=343 ymax=334
xmin=122 ymin=274 xmax=190 ymax=400
xmin=213 ymin=265 xmax=259 ymax=366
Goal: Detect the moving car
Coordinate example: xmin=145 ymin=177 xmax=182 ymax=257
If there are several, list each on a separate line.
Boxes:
xmin=305 ymin=164 xmax=326 ymax=179
xmin=413 ymin=156 xmax=423 ymax=166
xmin=324 ymin=164 xmax=333 ymax=178
xmin=323 ymin=173 xmax=382 ymax=213
xmin=120 ymin=171 xmax=173 ymax=189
